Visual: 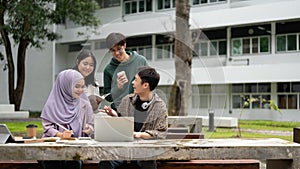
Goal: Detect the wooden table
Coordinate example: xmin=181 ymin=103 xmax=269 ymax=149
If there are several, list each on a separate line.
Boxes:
xmin=0 ymin=138 xmax=300 ymax=168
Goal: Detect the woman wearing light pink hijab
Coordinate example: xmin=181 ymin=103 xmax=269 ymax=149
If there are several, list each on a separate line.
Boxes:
xmin=40 ymin=69 xmax=94 ymax=169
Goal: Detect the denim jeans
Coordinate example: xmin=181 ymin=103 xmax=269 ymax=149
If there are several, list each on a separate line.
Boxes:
xmin=98 ymin=160 xmax=157 ymax=169
xmin=38 ymin=160 xmax=82 ymax=169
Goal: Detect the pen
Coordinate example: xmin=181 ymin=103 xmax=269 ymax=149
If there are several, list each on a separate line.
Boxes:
xmin=55 ymin=123 xmax=74 ymax=138
xmin=55 ymin=123 xmax=70 ymax=132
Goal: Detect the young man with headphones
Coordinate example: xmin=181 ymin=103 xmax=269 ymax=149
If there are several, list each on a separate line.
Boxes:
xmin=99 ymin=66 xmax=168 ymax=169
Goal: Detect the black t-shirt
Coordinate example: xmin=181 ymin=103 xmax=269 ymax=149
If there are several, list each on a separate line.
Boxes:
xmin=134 ymin=96 xmax=149 ymax=132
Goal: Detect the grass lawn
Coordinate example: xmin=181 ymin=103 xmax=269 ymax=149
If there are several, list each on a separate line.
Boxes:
xmin=4 ymin=121 xmax=43 ymax=138
xmin=1 ymin=119 xmax=299 ymax=141
xmin=202 ymin=119 xmax=299 ymax=142
xmin=203 ymin=128 xmax=292 ymax=141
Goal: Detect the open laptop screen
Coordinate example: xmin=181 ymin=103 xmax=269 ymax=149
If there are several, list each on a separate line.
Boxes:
xmin=94 ymin=115 xmax=134 ymax=142
xmin=0 ymin=124 xmax=18 ymax=144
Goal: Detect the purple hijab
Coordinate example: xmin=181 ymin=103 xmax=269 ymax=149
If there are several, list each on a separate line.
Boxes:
xmin=41 ymin=69 xmax=85 ymax=137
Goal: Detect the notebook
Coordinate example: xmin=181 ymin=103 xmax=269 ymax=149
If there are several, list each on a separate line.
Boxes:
xmin=94 ymin=114 xmax=134 ymax=142
xmin=0 ymin=124 xmax=23 ymax=144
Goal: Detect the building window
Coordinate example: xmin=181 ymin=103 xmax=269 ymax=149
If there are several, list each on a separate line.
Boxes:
xmin=193 ymin=29 xmax=227 ymax=57
xmin=200 ymin=42 xmax=208 ymax=56
xmin=232 ymin=83 xmax=271 ymax=109
xmin=94 ymin=41 xmax=107 ymax=50
xmin=194 ymin=39 xmax=226 ymax=57
xmin=156 ymin=44 xmax=174 ymax=60
xmin=277 ymin=82 xmax=299 ymax=109
xmin=277 ymin=35 xmax=286 ymax=52
xmin=278 ymin=95 xmax=297 ymax=109
xmin=157 ymin=0 xmax=175 ymax=10
xmin=299 ymin=34 xmax=300 ymax=50
xmin=155 ymin=34 xmax=174 ymax=60
xmin=124 ymin=0 xmax=152 ymax=15
xmin=232 ymin=36 xmax=270 ymax=56
xmin=126 ymin=35 xmax=152 ymax=60
xmin=292 ymin=82 xmax=300 ymax=92
xmin=260 ymin=37 xmax=269 ymax=53
xmin=192 ymin=85 xmax=226 ymax=109
xmin=97 ymin=0 xmax=120 ymax=8
xmin=68 ymin=43 xmax=89 ymax=52
xmin=193 ymin=0 xmax=226 ymax=5
xmin=232 ymin=39 xmax=242 ymax=55
xmin=127 ymin=46 xmax=152 ymax=60
xmin=277 ymin=82 xmax=290 ymax=93
xmin=138 ymin=46 xmax=152 ymax=60
xmin=276 ymin=33 xmax=299 ymax=52
xmin=125 ymin=1 xmax=137 ymax=14
xmin=276 ymin=21 xmax=300 ymax=53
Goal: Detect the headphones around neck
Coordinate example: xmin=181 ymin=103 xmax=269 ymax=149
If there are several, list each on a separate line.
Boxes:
xmin=133 ymin=93 xmax=155 ymax=110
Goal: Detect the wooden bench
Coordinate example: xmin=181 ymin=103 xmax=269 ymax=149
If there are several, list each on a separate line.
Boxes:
xmin=157 ymin=160 xmax=260 ymax=169
xmin=0 ymin=159 xmax=260 ymax=169
xmin=0 ymin=160 xmax=42 ymax=169
xmin=83 ymin=160 xmax=260 ymax=169
xmin=166 ymin=127 xmax=204 ymax=139
xmin=166 ymin=132 xmax=204 ymax=139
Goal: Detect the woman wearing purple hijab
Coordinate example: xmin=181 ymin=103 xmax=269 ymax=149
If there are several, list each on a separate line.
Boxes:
xmin=39 ymin=69 xmax=94 ymax=169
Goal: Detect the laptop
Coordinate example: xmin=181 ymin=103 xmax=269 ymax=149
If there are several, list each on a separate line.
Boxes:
xmin=0 ymin=124 xmax=23 ymax=144
xmin=94 ymin=114 xmax=134 ymax=142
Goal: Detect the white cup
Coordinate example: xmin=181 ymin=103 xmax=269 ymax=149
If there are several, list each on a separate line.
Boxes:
xmin=117 ymin=71 xmax=128 ymax=83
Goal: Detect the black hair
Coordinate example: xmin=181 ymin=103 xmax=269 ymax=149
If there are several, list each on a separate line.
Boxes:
xmin=106 ymin=32 xmax=126 ymax=50
xmin=137 ymin=66 xmax=160 ymax=91
xmin=73 ymin=49 xmax=97 ymax=86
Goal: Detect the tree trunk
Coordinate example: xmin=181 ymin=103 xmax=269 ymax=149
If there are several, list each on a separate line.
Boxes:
xmin=169 ymin=0 xmax=192 ymax=116
xmin=168 ymin=82 xmax=181 ymax=116
xmin=0 ymin=4 xmax=29 ymax=111
xmin=14 ymin=39 xmax=28 ymax=111
xmin=0 ymin=7 xmax=16 ymax=109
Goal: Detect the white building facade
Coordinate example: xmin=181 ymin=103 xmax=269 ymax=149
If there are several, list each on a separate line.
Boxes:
xmin=1 ymin=0 xmax=300 ymax=121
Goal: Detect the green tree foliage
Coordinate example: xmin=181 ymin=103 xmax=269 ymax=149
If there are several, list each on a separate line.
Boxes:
xmin=0 ymin=0 xmax=100 ymax=110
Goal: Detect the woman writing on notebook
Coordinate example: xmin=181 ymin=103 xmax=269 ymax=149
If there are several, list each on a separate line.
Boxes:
xmin=40 ymin=69 xmax=94 ymax=169
xmin=99 ymin=66 xmax=168 ymax=169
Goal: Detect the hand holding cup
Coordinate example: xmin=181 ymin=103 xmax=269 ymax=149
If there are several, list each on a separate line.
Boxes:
xmin=117 ymin=71 xmax=128 ymax=89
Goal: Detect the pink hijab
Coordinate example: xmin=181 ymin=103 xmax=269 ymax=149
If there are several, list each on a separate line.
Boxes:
xmin=41 ymin=69 xmax=85 ymax=137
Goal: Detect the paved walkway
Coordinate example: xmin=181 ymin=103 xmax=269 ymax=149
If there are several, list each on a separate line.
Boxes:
xmin=233 ymin=128 xmax=293 ymax=136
